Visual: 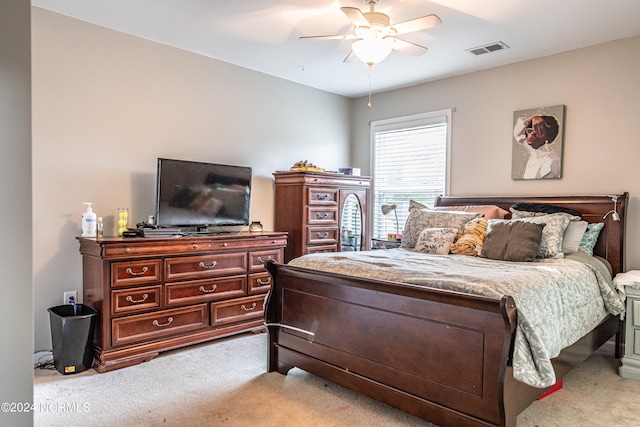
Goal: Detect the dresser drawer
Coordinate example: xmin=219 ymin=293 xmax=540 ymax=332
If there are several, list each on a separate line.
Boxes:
xmin=248 ymin=249 xmax=283 ymax=272
xmin=632 ymin=299 xmax=640 ymax=327
xmin=307 ymin=227 xmax=339 ymax=245
xmin=634 ymin=329 xmax=640 ymax=356
xmin=111 ymin=260 xmax=162 ymax=287
xmin=111 ymin=285 xmax=162 ymax=315
xmin=306 ymin=244 xmax=338 ymax=255
xmin=165 ymin=276 xmax=246 ymax=306
xmin=210 ymin=295 xmax=265 ymax=326
xmin=248 ymin=272 xmax=272 ymax=294
xmin=165 ymin=252 xmax=246 ymax=281
xmin=307 ymin=187 xmax=338 ymax=205
xmin=307 ymin=206 xmax=339 ymax=225
xmin=112 ymin=305 xmax=208 ymax=347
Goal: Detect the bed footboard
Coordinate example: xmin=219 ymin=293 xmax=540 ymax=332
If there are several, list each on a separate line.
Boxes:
xmin=265 ymin=261 xmax=519 ymax=427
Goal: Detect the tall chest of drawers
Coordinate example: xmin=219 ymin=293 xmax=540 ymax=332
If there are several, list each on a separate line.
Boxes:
xmin=78 ymin=232 xmax=286 ymax=372
xmin=274 ymin=171 xmax=370 ymax=262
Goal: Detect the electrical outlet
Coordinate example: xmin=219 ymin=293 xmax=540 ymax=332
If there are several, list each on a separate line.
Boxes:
xmin=63 ymin=291 xmax=78 ymax=305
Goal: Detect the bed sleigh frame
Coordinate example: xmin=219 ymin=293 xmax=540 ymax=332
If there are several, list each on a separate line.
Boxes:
xmin=264 ymin=194 xmax=628 ymax=427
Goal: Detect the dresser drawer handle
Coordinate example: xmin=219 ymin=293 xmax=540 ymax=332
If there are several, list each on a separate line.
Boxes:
xmin=241 ymin=303 xmax=257 ymax=311
xmin=125 ymin=266 xmax=149 ymax=276
xmin=316 ymin=212 xmax=329 ymax=219
xmin=257 ymin=277 xmax=272 ymax=285
xmin=316 ymin=231 xmax=329 ymax=239
xmin=199 ymin=284 xmax=218 ymax=293
xmin=257 ymin=256 xmax=272 ymax=263
xmin=192 ymin=244 xmax=199 ymax=249
xmin=126 ymin=294 xmax=149 ymax=304
xmin=316 ymin=193 xmax=329 ymax=200
xmin=198 ymin=261 xmax=217 ymax=269
xmin=153 ymin=317 xmax=173 ymax=327
xmin=124 ymin=248 xmax=131 ymax=254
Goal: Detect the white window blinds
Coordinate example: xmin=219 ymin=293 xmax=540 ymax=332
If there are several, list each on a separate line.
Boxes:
xmin=370 ymin=110 xmax=451 ymax=240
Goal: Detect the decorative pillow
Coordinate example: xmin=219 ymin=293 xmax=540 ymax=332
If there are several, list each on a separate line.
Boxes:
xmin=402 ymin=210 xmax=484 ymax=248
xmin=480 ymin=221 xmax=545 ymax=262
xmin=562 ymin=220 xmax=588 ymax=254
xmin=414 ymin=228 xmax=458 ymax=255
xmin=578 ymin=222 xmax=605 ymax=255
xmin=487 ymin=213 xmax=572 ymax=258
xmin=409 ymin=199 xmax=428 ymax=211
xmin=450 ymin=218 xmax=488 ymax=256
xmin=432 ymin=205 xmax=510 ymax=220
xmin=509 ymin=203 xmax=582 ymax=218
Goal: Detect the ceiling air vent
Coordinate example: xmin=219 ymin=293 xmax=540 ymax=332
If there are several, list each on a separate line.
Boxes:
xmin=466 ymin=41 xmax=509 ymax=56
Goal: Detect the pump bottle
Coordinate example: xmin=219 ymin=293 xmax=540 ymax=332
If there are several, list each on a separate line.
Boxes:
xmin=82 ymin=202 xmax=97 ymax=237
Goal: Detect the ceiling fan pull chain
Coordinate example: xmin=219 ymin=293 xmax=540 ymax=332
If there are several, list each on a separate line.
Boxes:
xmin=368 ymin=65 xmax=373 ymax=108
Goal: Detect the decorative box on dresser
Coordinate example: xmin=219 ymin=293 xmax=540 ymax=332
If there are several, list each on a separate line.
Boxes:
xmin=619 ymin=284 xmax=640 ymax=380
xmin=273 ymin=171 xmax=370 ymax=262
xmin=77 ymin=231 xmax=287 ymax=373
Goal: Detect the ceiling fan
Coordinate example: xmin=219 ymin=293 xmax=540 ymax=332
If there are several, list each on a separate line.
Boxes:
xmin=300 ymin=0 xmax=442 ymax=66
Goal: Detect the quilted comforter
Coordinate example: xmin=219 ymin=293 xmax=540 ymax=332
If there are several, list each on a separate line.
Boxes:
xmin=288 ymin=249 xmax=625 ymax=387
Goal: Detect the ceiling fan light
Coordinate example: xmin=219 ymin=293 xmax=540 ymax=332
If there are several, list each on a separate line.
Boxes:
xmin=352 ymin=37 xmax=394 ymax=66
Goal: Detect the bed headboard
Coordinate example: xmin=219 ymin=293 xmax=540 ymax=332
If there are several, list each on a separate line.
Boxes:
xmin=434 ymin=193 xmax=629 ymax=277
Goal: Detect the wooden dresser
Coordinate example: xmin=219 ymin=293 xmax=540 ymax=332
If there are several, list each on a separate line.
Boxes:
xmin=274 ymin=171 xmax=370 ymax=262
xmin=77 ymin=231 xmax=286 ymax=372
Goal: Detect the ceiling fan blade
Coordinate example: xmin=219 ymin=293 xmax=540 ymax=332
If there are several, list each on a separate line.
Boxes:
xmin=390 ymin=38 xmax=429 ymax=56
xmin=343 ymin=50 xmax=358 ymax=63
xmin=341 ymin=7 xmax=369 ymax=28
xmin=391 ymin=14 xmax=442 ymax=36
xmin=299 ymin=34 xmax=357 ymax=41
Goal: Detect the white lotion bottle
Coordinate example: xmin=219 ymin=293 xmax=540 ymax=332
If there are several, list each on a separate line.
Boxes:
xmin=82 ymin=202 xmax=97 ymax=237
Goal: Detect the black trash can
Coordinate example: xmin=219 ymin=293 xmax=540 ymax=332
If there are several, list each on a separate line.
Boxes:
xmin=48 ymin=304 xmax=98 ymax=375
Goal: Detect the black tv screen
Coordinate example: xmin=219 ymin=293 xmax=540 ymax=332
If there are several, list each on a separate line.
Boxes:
xmin=155 ymin=158 xmax=251 ymax=229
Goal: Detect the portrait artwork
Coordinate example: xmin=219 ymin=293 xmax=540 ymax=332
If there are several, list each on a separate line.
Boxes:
xmin=512 ymin=104 xmax=565 ymax=180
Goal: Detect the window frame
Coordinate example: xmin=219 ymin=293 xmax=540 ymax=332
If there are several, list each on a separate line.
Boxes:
xmin=368 ymin=109 xmax=452 ymax=241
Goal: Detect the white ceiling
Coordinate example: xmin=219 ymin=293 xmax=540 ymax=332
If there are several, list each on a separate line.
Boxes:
xmin=32 ymin=0 xmax=640 ymax=98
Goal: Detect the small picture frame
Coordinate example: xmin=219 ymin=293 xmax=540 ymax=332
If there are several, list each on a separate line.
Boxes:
xmin=512 ymin=104 xmax=565 ymax=180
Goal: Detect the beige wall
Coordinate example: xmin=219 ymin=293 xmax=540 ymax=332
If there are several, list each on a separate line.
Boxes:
xmin=1 ymin=1 xmax=33 ymax=426
xmin=31 ymin=8 xmax=640 ymax=354
xmin=352 ymin=35 xmax=640 ymax=270
xmin=31 ymin=8 xmax=351 ymax=350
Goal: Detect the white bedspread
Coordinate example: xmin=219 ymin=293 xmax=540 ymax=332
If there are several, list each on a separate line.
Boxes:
xmin=289 ymin=249 xmax=625 ymax=388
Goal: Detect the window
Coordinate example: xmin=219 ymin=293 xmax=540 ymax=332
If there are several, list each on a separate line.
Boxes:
xmin=370 ymin=110 xmax=451 ymax=239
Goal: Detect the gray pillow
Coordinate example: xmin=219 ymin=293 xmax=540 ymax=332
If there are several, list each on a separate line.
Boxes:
xmin=480 ymin=221 xmax=545 ymax=262
xmin=488 ymin=213 xmax=573 ymax=259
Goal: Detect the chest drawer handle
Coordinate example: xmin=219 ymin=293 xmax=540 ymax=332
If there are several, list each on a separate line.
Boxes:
xmin=152 ymin=317 xmax=173 ymax=327
xmin=256 ymin=277 xmax=272 ymax=285
xmin=316 ymin=212 xmax=329 ymax=219
xmin=316 ymin=193 xmax=328 ymax=200
xmin=257 ymin=256 xmax=272 ymax=263
xmin=125 ymin=266 xmax=149 ymax=276
xmin=316 ymin=231 xmax=329 ymax=239
xmin=199 ymin=284 xmax=218 ymax=293
xmin=241 ymin=303 xmax=257 ymax=311
xmin=198 ymin=261 xmax=217 ymax=269
xmin=126 ymin=294 xmax=149 ymax=304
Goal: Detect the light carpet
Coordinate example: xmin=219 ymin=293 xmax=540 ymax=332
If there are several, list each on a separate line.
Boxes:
xmin=34 ymin=333 xmax=639 ymax=426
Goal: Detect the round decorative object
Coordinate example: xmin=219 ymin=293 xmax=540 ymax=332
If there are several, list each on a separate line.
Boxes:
xmin=249 ymin=221 xmax=263 ymax=233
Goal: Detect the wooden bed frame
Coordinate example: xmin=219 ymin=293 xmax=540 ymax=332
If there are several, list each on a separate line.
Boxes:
xmin=264 ymin=194 xmax=628 ymax=427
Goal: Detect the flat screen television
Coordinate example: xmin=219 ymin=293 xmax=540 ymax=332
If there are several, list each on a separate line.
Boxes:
xmin=155 ymin=158 xmax=252 ymax=230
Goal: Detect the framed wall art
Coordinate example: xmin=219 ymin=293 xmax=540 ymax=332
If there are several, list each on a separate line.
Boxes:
xmin=511 ymin=104 xmax=565 ymax=180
